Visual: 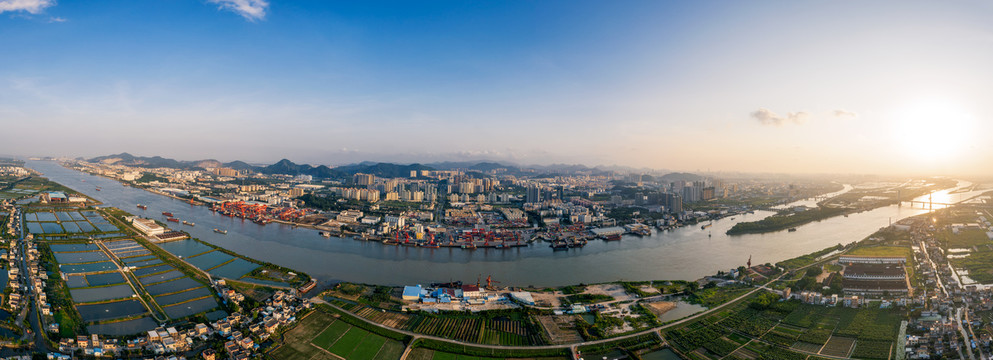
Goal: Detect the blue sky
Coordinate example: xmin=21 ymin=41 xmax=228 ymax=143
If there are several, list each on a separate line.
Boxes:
xmin=3 ymin=1 xmax=993 ymax=175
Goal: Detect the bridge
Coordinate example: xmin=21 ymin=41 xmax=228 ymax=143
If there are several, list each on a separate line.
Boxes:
xmin=900 ymin=200 xmax=955 ymax=209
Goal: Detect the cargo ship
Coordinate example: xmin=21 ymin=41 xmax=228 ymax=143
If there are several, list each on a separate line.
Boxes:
xmin=162 ymin=212 xmax=173 ymax=217
xmin=182 ymin=221 xmax=195 ymax=226
xmin=604 ymin=234 xmax=622 ymax=241
xmin=136 ymin=204 xmax=147 ymax=210
xmin=167 ymin=218 xmax=179 ymax=223
xmin=213 ymin=228 xmax=227 ymax=234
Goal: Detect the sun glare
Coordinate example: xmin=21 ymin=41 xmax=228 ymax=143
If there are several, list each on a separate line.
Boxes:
xmin=893 ymin=99 xmax=974 ymax=163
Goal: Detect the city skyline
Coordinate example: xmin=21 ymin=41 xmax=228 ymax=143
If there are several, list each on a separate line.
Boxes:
xmin=3 ymin=1 xmax=993 ymax=175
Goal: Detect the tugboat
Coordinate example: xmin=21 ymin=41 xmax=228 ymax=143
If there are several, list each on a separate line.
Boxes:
xmin=213 ymin=228 xmax=227 ymax=234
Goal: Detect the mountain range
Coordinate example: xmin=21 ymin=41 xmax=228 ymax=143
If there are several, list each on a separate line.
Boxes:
xmin=85 ymin=153 xmax=660 ymax=179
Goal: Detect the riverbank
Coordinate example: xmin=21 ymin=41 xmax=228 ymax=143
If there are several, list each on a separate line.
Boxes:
xmin=24 ymin=159 xmax=960 ymax=287
xmin=728 ymin=179 xmax=963 ymax=235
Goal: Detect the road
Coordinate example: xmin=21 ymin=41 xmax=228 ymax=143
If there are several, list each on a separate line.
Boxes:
xmin=12 ymin=209 xmax=55 ymax=354
xmin=303 ymin=244 xmax=856 ymax=360
xmin=312 ymin=272 xmax=784 ymax=359
xmin=957 ymin=308 xmax=977 ymax=360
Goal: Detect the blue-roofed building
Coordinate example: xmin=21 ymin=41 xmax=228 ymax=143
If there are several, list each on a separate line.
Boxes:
xmin=402 ymin=285 xmax=422 ymax=301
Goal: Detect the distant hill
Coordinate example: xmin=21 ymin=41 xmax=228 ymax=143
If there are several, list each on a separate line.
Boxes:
xmin=659 ymin=172 xmax=704 ymax=183
xmin=335 ymin=162 xmax=434 ymax=178
xmin=90 ymin=153 xmax=189 ymax=169
xmin=86 ymin=153 xmax=668 ymax=179
xmin=425 ymin=161 xmax=511 ymax=172
xmin=222 ymin=160 xmax=258 ymax=172
xmin=87 ymin=153 xmax=437 ymax=179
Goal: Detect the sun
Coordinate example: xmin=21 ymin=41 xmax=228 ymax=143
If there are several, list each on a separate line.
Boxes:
xmin=892 ymin=99 xmax=974 ymax=163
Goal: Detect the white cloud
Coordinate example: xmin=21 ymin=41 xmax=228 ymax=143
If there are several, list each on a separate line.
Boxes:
xmin=208 ymin=0 xmax=268 ymax=21
xmin=833 ymin=109 xmax=858 ymax=118
xmin=751 ymin=108 xmax=809 ymax=126
xmin=48 ymin=16 xmax=65 ymax=22
xmin=0 ymin=0 xmax=55 ymax=14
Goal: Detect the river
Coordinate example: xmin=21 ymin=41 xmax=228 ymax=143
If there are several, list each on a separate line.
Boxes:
xmin=23 ymin=161 xmax=987 ymax=287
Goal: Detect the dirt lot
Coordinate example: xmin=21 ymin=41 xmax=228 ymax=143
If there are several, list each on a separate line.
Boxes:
xmin=645 ymin=301 xmax=677 ymax=317
xmin=639 ymin=285 xmax=661 ymax=295
xmin=532 ymin=291 xmax=563 ymax=307
xmin=536 ymin=315 xmax=584 ymax=344
xmin=584 ymin=283 xmax=634 ymax=301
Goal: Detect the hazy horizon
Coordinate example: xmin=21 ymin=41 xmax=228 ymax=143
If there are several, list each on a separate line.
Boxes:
xmin=3 ymin=1 xmax=993 ymax=175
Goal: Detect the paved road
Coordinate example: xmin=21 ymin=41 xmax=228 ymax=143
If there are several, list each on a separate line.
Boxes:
xmin=314 ymin=272 xmax=781 ymax=356
xmin=305 ymin=244 xmax=850 ymax=359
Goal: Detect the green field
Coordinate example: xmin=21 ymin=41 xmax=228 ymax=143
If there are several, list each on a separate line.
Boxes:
xmin=313 ymin=320 xmax=403 ymax=360
xmin=406 ymin=348 xmax=569 ymax=360
xmin=844 ymin=245 xmax=911 ymax=260
xmin=269 ymin=308 xmax=404 ymax=360
xmin=267 ymin=310 xmax=340 ymax=360
xmin=937 ymin=228 xmax=992 ymax=249
xmin=664 ymin=292 xmax=904 ymax=360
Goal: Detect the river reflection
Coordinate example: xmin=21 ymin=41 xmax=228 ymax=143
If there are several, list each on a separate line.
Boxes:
xmin=24 ymin=160 xmax=989 ymax=287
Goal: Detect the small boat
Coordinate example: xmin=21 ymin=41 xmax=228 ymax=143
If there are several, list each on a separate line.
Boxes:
xmin=319 ymin=231 xmax=331 ymax=238
xmin=167 ymin=218 xmax=179 ymax=223
xmin=788 ymin=228 xmax=797 ymax=232
xmin=182 ymin=221 xmax=194 ymax=226
xmin=162 ymin=212 xmax=173 ymax=217
xmin=214 ymin=228 xmax=227 ymax=234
